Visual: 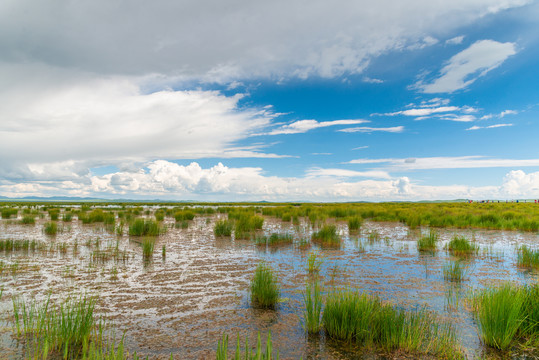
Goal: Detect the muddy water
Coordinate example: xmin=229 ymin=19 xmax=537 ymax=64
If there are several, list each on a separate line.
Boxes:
xmin=1 ymin=214 xmax=538 ymax=359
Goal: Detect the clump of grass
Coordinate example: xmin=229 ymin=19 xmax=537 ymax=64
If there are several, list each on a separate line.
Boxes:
xmin=174 ymin=210 xmax=195 ymax=222
xmin=128 ymin=218 xmax=164 ymax=236
xmin=250 ymin=262 xmax=280 ymax=309
xmin=312 ymin=224 xmax=340 ymax=247
xmin=12 ymin=295 xmax=96 ymax=358
xmin=48 ymin=209 xmax=60 ymax=221
xmin=255 ymin=233 xmax=293 ymax=247
xmin=20 ymin=215 xmax=36 ymax=225
xmin=348 ymin=216 xmax=362 ymax=232
xmin=1 ymin=207 xmax=18 ymax=219
xmin=303 ymin=280 xmax=322 ymax=334
xmin=443 ymin=260 xmax=468 ymax=282
xmin=154 ymin=210 xmax=165 ymax=222
xmin=216 ymin=331 xmax=278 ymax=360
xmin=446 ymin=235 xmax=478 ymax=257
xmin=517 ymin=245 xmax=539 ymax=269
xmin=43 ymin=222 xmax=58 ymax=235
xmin=214 ymin=219 xmax=233 ymax=237
xmin=234 ymin=214 xmax=264 ymax=239
xmin=473 ymin=284 xmax=524 ymax=350
xmin=62 ymin=212 xmax=73 ymax=222
xmin=307 ymin=252 xmax=323 ymax=274
xmin=322 ymin=290 xmax=460 ymax=356
xmin=162 ymin=244 xmax=166 ymax=259
xmin=142 ymin=237 xmax=155 ymax=260
xmin=417 ymin=230 xmax=438 ymax=252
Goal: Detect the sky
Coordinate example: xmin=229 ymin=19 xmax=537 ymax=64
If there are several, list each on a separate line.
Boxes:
xmin=1 ymin=0 xmax=539 ymax=201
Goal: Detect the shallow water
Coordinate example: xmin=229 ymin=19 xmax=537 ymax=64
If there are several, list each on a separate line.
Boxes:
xmin=1 ymin=213 xmax=538 ymax=359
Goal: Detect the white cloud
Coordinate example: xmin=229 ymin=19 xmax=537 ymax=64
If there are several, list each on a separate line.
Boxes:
xmin=306 ymin=168 xmax=391 ymax=179
xmin=407 ymin=36 xmax=439 ymax=50
xmin=0 ymin=1 xmax=529 ymax=81
xmin=0 ymin=70 xmax=287 ymax=181
xmin=267 ymin=119 xmax=368 ymax=135
xmin=363 ymin=77 xmax=384 ymax=84
xmin=338 ymin=126 xmax=405 ymax=133
xmin=415 ymin=40 xmax=517 ymax=93
xmin=500 ymin=109 xmax=518 ymax=117
xmin=2 ymin=160 xmax=538 ymax=201
xmin=384 ymin=106 xmax=461 ymax=116
xmin=348 ymin=156 xmax=539 ymax=170
xmin=352 ymin=146 xmax=369 ymax=150
xmin=466 ymin=123 xmax=513 ymax=130
xmin=500 ymin=170 xmax=539 ymax=196
xmin=446 ymin=35 xmax=465 ymax=45
xmin=440 ymin=114 xmax=476 ymax=122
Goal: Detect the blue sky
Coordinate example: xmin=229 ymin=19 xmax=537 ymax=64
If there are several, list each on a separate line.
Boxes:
xmin=0 ymin=0 xmax=538 ymax=201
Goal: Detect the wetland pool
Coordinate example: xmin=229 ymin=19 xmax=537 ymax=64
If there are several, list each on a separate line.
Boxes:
xmin=1 ymin=212 xmax=538 ymax=359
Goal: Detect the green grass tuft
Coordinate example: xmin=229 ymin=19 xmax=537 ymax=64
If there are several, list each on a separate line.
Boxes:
xmin=250 ymin=262 xmax=280 ymax=309
xmin=417 ymin=230 xmax=438 ymax=252
xmin=303 ymin=280 xmax=322 ymax=334
xmin=446 ymin=235 xmax=478 ymax=257
xmin=312 ymin=224 xmax=340 ymax=247
xmin=214 ymin=219 xmax=233 ymax=237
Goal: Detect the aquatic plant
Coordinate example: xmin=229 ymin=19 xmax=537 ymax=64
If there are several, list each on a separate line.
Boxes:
xmin=1 ymin=207 xmax=18 ymax=219
xmin=255 ymin=233 xmax=293 ymax=247
xmin=214 ymin=219 xmax=233 ymax=237
xmin=473 ymin=284 xmax=524 ymax=350
xmin=303 ymin=280 xmax=322 ymax=334
xmin=517 ymin=245 xmax=539 ymax=269
xmin=417 ymin=230 xmax=438 ymax=252
xmin=446 ymin=235 xmax=478 ymax=257
xmin=142 ymin=238 xmax=155 ymax=260
xmin=322 ymin=290 xmax=460 ymax=356
xmin=250 ymin=262 xmax=280 ymax=309
xmin=307 ymin=252 xmax=323 ymax=274
xmin=44 ymin=222 xmax=58 ymax=235
xmin=216 ymin=331 xmax=278 ymax=360
xmin=62 ymin=212 xmax=73 ymax=222
xmin=20 ymin=215 xmax=36 ymax=225
xmin=442 ymin=261 xmax=468 ymax=282
xmin=348 ymin=216 xmax=362 ymax=232
xmin=312 ymin=224 xmax=340 ymax=247
xmin=128 ymin=218 xmax=163 ymax=236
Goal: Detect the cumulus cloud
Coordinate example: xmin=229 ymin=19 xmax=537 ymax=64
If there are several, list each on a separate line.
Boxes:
xmin=0 ymin=68 xmax=286 ymax=181
xmin=466 ymin=123 xmax=513 ymax=130
xmin=1 ymin=160 xmax=538 ymax=201
xmin=500 ymin=170 xmax=539 ymax=196
xmin=415 ymin=40 xmax=517 ymax=93
xmin=266 ymin=119 xmax=368 ymax=135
